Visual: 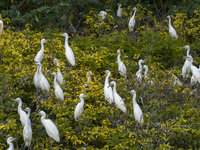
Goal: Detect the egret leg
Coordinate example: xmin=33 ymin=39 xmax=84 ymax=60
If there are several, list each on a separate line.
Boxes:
xmin=50 ymin=138 xmax=53 ymax=149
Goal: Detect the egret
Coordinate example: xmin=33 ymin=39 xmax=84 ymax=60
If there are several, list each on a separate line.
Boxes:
xmin=7 ymin=137 xmax=16 ymax=150
xmin=117 ymin=3 xmax=122 ymax=17
xmin=182 ymin=45 xmax=190 ymax=80
xmin=61 ymin=33 xmax=75 ymax=66
xmin=35 ymin=62 xmax=50 ymax=92
xmin=53 ymin=58 xmax=64 ymax=84
xmin=74 ymin=94 xmax=87 ymax=121
xmin=129 ymin=90 xmax=144 ymax=123
xmin=143 ymin=65 xmax=154 ymax=85
xmin=99 ymin=11 xmax=107 ymax=21
xmin=0 ymin=20 xmax=3 ymax=33
xmin=128 ymin=7 xmax=137 ymax=32
xmin=83 ymin=71 xmax=93 ymax=87
xmin=185 ymin=55 xmax=200 ymax=83
xmin=36 ymin=111 xmax=60 ymax=147
xmin=117 ymin=50 xmax=127 ymax=80
xmin=109 ymin=81 xmax=127 ymax=113
xmin=23 ymin=107 xmax=32 ymax=148
xmin=167 ymin=15 xmax=178 ymax=39
xmin=34 ymin=39 xmax=47 ymax=63
xmin=11 ymin=98 xmax=30 ymax=126
xmin=52 ymin=72 xmax=64 ymax=101
xmin=104 ymin=70 xmax=114 ymax=104
xmin=33 ymin=62 xmax=41 ymax=93
xmin=190 ymin=65 xmax=200 ymax=85
xmin=136 ymin=59 xmax=145 ymax=85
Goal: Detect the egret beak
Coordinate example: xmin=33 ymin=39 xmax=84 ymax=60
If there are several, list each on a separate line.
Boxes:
xmin=12 ymin=138 xmax=16 ymax=141
xmin=107 ymin=85 xmax=111 ymax=88
xmin=11 ymin=99 xmax=16 ymax=101
xmin=184 ymin=56 xmax=188 ymax=59
xmin=83 ymin=95 xmax=88 ymax=98
xmin=60 ymin=33 xmax=64 ymax=36
xmin=35 ymin=113 xmax=40 ymax=116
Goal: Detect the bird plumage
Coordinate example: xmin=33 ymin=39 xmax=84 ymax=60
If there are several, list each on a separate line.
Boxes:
xmin=143 ymin=65 xmax=154 ymax=85
xmin=99 ymin=11 xmax=107 ymax=20
xmin=182 ymin=45 xmax=190 ymax=80
xmin=7 ymin=137 xmax=16 ymax=150
xmin=167 ymin=15 xmax=178 ymax=39
xmin=52 ymin=72 xmax=64 ymax=101
xmin=104 ymin=70 xmax=114 ymax=104
xmin=53 ymin=58 xmax=64 ymax=84
xmin=23 ymin=108 xmax=32 ymax=147
xmin=117 ymin=50 xmax=127 ymax=80
xmin=117 ymin=4 xmax=122 ymax=17
xmin=74 ymin=94 xmax=87 ymax=121
xmin=136 ymin=59 xmax=145 ymax=85
xmin=128 ymin=7 xmax=137 ymax=32
xmin=0 ymin=20 xmax=3 ymax=33
xmin=34 ymin=39 xmax=47 ymax=63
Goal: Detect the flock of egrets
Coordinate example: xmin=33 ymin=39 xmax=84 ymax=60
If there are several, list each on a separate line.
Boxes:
xmin=3 ymin=4 xmax=200 ymax=150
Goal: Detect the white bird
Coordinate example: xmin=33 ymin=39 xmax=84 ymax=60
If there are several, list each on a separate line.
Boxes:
xmin=52 ymin=72 xmax=64 ymax=101
xmin=128 ymin=7 xmax=137 ymax=32
xmin=117 ymin=3 xmax=122 ymax=17
xmin=11 ymin=98 xmax=31 ymax=126
xmin=36 ymin=111 xmax=60 ymax=146
xmin=109 ymin=81 xmax=127 ymax=113
xmin=186 ymin=55 xmax=200 ymax=83
xmin=129 ymin=90 xmax=144 ymax=123
xmin=83 ymin=71 xmax=93 ymax=87
xmin=136 ymin=59 xmax=145 ymax=85
xmin=23 ymin=107 xmax=32 ymax=148
xmin=33 ymin=62 xmax=41 ymax=91
xmin=53 ymin=58 xmax=64 ymax=84
xmin=117 ymin=50 xmax=127 ymax=80
xmin=34 ymin=39 xmax=47 ymax=63
xmin=167 ymin=15 xmax=178 ymax=39
xmin=104 ymin=70 xmax=114 ymax=104
xmin=182 ymin=45 xmax=190 ymax=80
xmin=99 ymin=11 xmax=107 ymax=21
xmin=61 ymin=33 xmax=75 ymax=66
xmin=7 ymin=137 xmax=16 ymax=150
xmin=143 ymin=65 xmax=154 ymax=85
xmin=35 ymin=62 xmax=50 ymax=92
xmin=190 ymin=65 xmax=200 ymax=85
xmin=74 ymin=94 xmax=87 ymax=121
xmin=0 ymin=20 xmax=3 ymax=33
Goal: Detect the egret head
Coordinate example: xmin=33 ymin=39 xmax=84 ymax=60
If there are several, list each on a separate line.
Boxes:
xmin=35 ymin=62 xmax=41 ymax=66
xmin=41 ymin=39 xmax=47 ymax=44
xmin=117 ymin=50 xmax=121 ymax=54
xmin=7 ymin=137 xmax=16 ymax=144
xmin=167 ymin=15 xmax=170 ymax=19
xmin=60 ymin=33 xmax=68 ymax=38
xmin=143 ymin=65 xmax=148 ymax=70
xmin=52 ymin=72 xmax=57 ymax=76
xmin=23 ymin=107 xmax=31 ymax=113
xmin=118 ymin=3 xmax=122 ymax=7
xmin=138 ymin=59 xmax=145 ymax=64
xmin=104 ymin=70 xmax=110 ymax=74
xmin=36 ymin=110 xmax=46 ymax=116
xmin=133 ymin=7 xmax=137 ymax=11
xmin=129 ymin=89 xmax=136 ymax=95
xmin=79 ymin=93 xmax=87 ymax=99
xmin=87 ymin=71 xmax=92 ymax=76
xmin=53 ymin=58 xmax=58 ymax=63
xmin=182 ymin=45 xmax=190 ymax=50
xmin=185 ymin=55 xmax=193 ymax=62
xmin=110 ymin=81 xmax=116 ymax=86
xmin=11 ymin=98 xmax=22 ymax=103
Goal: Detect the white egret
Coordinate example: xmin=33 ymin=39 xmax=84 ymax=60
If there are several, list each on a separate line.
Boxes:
xmin=7 ymin=137 xmax=16 ymax=150
xmin=117 ymin=50 xmax=127 ymax=80
xmin=109 ymin=81 xmax=127 ymax=113
xmin=182 ymin=45 xmax=190 ymax=80
xmin=23 ymin=107 xmax=32 ymax=148
xmin=99 ymin=11 xmax=107 ymax=20
xmin=167 ymin=15 xmax=178 ymax=39
xmin=36 ymin=111 xmax=60 ymax=147
xmin=83 ymin=71 xmax=93 ymax=87
xmin=104 ymin=70 xmax=114 ymax=104
xmin=129 ymin=90 xmax=144 ymax=123
xmin=143 ymin=65 xmax=154 ymax=85
xmin=35 ymin=62 xmax=50 ymax=92
xmin=33 ymin=62 xmax=41 ymax=92
xmin=61 ymin=33 xmax=75 ymax=66
xmin=117 ymin=4 xmax=122 ymax=17
xmin=190 ymin=65 xmax=200 ymax=85
xmin=74 ymin=94 xmax=87 ymax=121
xmin=52 ymin=72 xmax=64 ymax=101
xmin=0 ymin=20 xmax=3 ymax=33
xmin=128 ymin=7 xmax=137 ymax=32
xmin=53 ymin=58 xmax=64 ymax=84
xmin=11 ymin=98 xmax=30 ymax=126
xmin=136 ymin=59 xmax=145 ymax=85
xmin=34 ymin=39 xmax=47 ymax=63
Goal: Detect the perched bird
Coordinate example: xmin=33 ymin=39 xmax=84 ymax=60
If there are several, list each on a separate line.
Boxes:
xmin=167 ymin=15 xmax=178 ymax=39
xmin=35 ymin=62 xmax=50 ymax=92
xmin=36 ymin=111 xmax=60 ymax=147
xmin=136 ymin=59 xmax=145 ymax=85
xmin=143 ymin=65 xmax=154 ymax=85
xmin=129 ymin=90 xmax=144 ymax=123
xmin=53 ymin=58 xmax=64 ymax=84
xmin=0 ymin=20 xmax=3 ymax=33
xmin=33 ymin=62 xmax=41 ymax=91
xmin=190 ymin=65 xmax=200 ymax=85
xmin=11 ymin=98 xmax=30 ymax=126
xmin=117 ymin=3 xmax=122 ymax=17
xmin=7 ymin=137 xmax=16 ymax=150
xmin=61 ymin=33 xmax=75 ymax=66
xmin=117 ymin=50 xmax=127 ymax=80
xmin=109 ymin=81 xmax=127 ymax=113
xmin=23 ymin=108 xmax=32 ymax=148
xmin=34 ymin=39 xmax=47 ymax=62
xmin=83 ymin=71 xmax=93 ymax=88
xmin=52 ymin=72 xmax=64 ymax=101
xmin=182 ymin=45 xmax=190 ymax=80
xmin=128 ymin=7 xmax=137 ymax=32
xmin=74 ymin=94 xmax=87 ymax=121
xmin=104 ymin=70 xmax=114 ymax=104
xmin=99 ymin=11 xmax=107 ymax=21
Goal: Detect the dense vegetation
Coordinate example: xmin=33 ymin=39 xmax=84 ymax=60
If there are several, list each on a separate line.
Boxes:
xmin=1 ymin=0 xmax=200 ymax=149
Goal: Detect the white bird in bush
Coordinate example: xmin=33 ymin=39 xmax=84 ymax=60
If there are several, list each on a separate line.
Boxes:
xmin=129 ymin=90 xmax=144 ymax=123
xmin=34 ymin=39 xmax=47 ymax=62
xmin=117 ymin=3 xmax=122 ymax=17
xmin=0 ymin=20 xmax=3 ymax=33
xmin=7 ymin=137 xmax=16 ymax=150
xmin=109 ymin=81 xmax=127 ymax=113
xmin=167 ymin=15 xmax=178 ymax=39
xmin=36 ymin=111 xmax=60 ymax=147
xmin=104 ymin=70 xmax=114 ymax=104
xmin=182 ymin=45 xmax=190 ymax=80
xmin=117 ymin=50 xmax=127 ymax=80
xmin=53 ymin=58 xmax=64 ymax=84
xmin=52 ymin=72 xmax=64 ymax=101
xmin=35 ymin=62 xmax=50 ymax=92
xmin=190 ymin=65 xmax=200 ymax=85
xmin=23 ymin=107 xmax=32 ymax=148
xmin=11 ymin=98 xmax=30 ymax=126
xmin=61 ymin=33 xmax=75 ymax=66
xmin=99 ymin=11 xmax=107 ymax=20
xmin=143 ymin=65 xmax=154 ymax=85
xmin=74 ymin=94 xmax=87 ymax=121
xmin=128 ymin=7 xmax=137 ymax=32
xmin=136 ymin=59 xmax=145 ymax=85
xmin=83 ymin=71 xmax=93 ymax=87
xmin=33 ymin=62 xmax=41 ymax=92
